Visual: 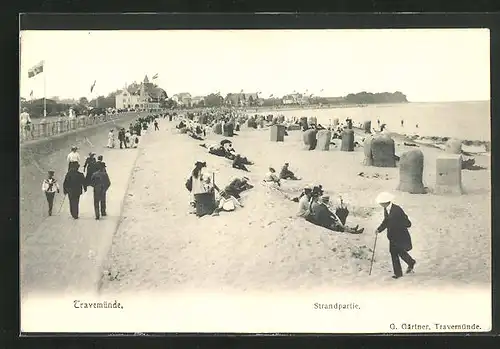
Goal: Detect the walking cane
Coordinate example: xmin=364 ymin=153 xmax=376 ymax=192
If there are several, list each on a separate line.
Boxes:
xmin=57 ymin=194 xmax=66 ymax=215
xmin=369 ymin=232 xmax=378 ymax=276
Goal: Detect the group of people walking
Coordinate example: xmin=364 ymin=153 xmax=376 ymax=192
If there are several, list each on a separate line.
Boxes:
xmin=42 ymin=146 xmax=111 ymax=220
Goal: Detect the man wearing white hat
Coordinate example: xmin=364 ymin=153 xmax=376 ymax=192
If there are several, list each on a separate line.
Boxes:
xmin=375 ymin=192 xmax=416 ymax=279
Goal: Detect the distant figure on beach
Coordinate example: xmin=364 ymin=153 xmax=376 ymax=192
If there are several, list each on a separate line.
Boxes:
xmin=219 ymin=176 xmax=251 ymax=199
xmin=279 ymin=163 xmax=301 ymax=180
xmin=42 ymin=170 xmax=60 ymax=216
xmin=232 ymin=154 xmax=250 ymax=172
xmin=90 ymin=162 xmax=111 ymax=220
xmin=380 ymin=123 xmax=387 ymax=132
xmin=67 ymin=146 xmax=81 ymax=171
xmin=374 ymin=192 xmax=416 ymax=279
xmin=154 ymin=119 xmax=159 ymax=131
xmin=63 ymin=162 xmax=87 ymax=219
xmin=401 ymin=119 xmax=404 ymax=127
xmin=377 ymin=119 xmax=380 ymax=127
xmin=416 ymin=123 xmax=419 ymax=129
xmin=263 ymin=167 xmax=281 ymax=187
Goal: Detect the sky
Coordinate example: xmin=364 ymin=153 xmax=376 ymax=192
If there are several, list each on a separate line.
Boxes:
xmin=19 ymin=29 xmax=490 ymax=102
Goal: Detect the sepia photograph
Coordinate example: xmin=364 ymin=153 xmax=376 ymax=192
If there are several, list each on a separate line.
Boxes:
xmin=19 ymin=28 xmax=491 ymax=333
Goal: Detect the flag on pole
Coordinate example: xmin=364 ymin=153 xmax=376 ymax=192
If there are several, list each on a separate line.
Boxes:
xmin=152 ymin=73 xmax=158 ymax=80
xmin=90 ymin=80 xmax=97 ymax=93
xmin=28 ymin=61 xmax=44 ymax=78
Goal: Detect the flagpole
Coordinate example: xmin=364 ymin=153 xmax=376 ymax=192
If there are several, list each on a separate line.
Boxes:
xmin=43 ymin=64 xmax=47 ymax=117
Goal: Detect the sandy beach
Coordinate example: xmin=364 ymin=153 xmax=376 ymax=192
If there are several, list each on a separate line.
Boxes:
xmin=99 ymin=117 xmax=490 ymax=295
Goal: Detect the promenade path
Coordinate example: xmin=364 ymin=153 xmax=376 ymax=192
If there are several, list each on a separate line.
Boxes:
xmin=20 ymin=113 xmax=152 ymax=302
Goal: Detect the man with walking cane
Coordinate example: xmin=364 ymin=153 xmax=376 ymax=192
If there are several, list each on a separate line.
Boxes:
xmin=372 ymin=192 xmax=416 ymax=279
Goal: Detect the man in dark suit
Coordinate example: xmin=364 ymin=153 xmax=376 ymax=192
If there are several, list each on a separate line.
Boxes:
xmin=375 ymin=192 xmax=416 ymax=279
xmin=90 ymin=162 xmax=111 ymax=220
xmin=63 ymin=162 xmax=87 ymax=219
xmin=310 ymin=196 xmax=364 ymax=234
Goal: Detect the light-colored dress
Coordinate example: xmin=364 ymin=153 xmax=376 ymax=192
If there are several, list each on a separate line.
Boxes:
xmin=107 ymin=132 xmax=115 ymax=148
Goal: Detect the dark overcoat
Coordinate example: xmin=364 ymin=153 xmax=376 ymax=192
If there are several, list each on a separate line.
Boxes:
xmin=377 ymin=204 xmax=412 ymax=251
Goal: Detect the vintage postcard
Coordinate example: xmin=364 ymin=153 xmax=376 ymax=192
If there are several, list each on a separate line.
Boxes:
xmin=19 ymin=27 xmax=491 ymax=333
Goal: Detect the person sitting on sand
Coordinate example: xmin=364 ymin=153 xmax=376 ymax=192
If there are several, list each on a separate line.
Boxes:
xmin=263 ymin=167 xmax=281 ymax=187
xmin=279 ymin=163 xmax=300 ymax=180
xmin=309 ymin=196 xmax=364 ymax=234
xmin=211 ymin=190 xmax=243 ymax=216
xmin=297 ymin=185 xmax=313 ymax=217
xmin=224 ymin=176 xmax=253 ymax=199
xmin=232 ymin=154 xmax=250 ymax=172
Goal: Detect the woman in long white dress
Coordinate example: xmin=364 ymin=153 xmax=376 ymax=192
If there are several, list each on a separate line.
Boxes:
xmin=107 ymin=129 xmax=116 ymax=148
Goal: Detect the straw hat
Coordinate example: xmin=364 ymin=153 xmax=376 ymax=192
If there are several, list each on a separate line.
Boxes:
xmin=376 ymin=192 xmax=394 ymax=204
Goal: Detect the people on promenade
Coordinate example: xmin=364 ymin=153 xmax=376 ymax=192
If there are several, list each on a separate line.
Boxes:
xmin=130 ymin=131 xmax=139 ymax=148
xmin=125 ymin=129 xmax=132 ymax=148
xmin=97 ymin=155 xmax=106 ymax=172
xmin=63 ymin=162 xmax=87 ymax=219
xmin=20 ymin=107 xmax=32 ymax=140
xmin=374 ymin=192 xmax=416 ymax=279
xmin=90 ymin=162 xmax=111 ymax=220
xmin=42 ymin=170 xmax=60 ymax=216
xmin=107 ymin=129 xmax=116 ymax=148
xmin=83 ymin=152 xmax=98 ymax=186
xmin=67 ymin=146 xmax=81 ymax=171
xmin=118 ymin=128 xmax=127 ymax=149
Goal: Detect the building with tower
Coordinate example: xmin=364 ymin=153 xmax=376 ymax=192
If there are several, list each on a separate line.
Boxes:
xmin=115 ymin=75 xmax=168 ymax=111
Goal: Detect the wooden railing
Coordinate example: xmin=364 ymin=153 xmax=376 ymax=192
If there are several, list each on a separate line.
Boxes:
xmin=19 ymin=113 xmax=137 ymax=144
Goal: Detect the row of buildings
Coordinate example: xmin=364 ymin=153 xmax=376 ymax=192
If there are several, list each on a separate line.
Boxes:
xmin=170 ymin=92 xmax=322 ymax=107
xmin=114 ymin=75 xmax=330 ymax=109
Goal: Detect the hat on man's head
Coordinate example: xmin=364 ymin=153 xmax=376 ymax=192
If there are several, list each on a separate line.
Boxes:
xmin=376 ymin=192 xmax=394 ymax=204
xmin=71 ymin=146 xmax=77 ymax=150
xmin=304 ymin=184 xmax=312 ymax=190
xmin=242 ymin=176 xmax=250 ymax=182
xmin=98 ymin=155 xmax=103 ymax=160
xmin=321 ymin=195 xmax=330 ymax=203
xmin=48 ymin=170 xmax=55 ymax=174
xmin=89 ymin=152 xmax=96 ymax=156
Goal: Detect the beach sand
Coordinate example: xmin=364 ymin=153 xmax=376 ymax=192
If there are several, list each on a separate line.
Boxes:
xmin=99 ymin=119 xmax=491 ymax=295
